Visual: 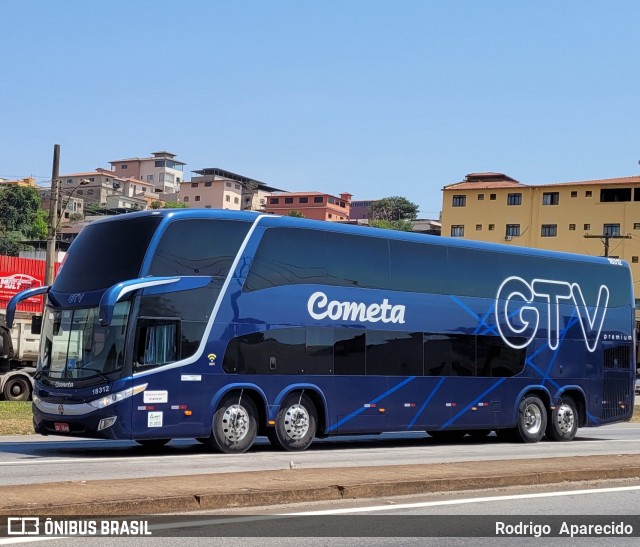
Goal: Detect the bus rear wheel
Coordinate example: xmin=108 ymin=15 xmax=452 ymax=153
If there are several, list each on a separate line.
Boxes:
xmin=515 ymin=395 xmax=547 ymax=443
xmin=546 ymin=396 xmax=578 ymax=441
xmin=208 ymin=394 xmax=258 ymax=454
xmin=268 ymin=393 xmax=317 ymax=452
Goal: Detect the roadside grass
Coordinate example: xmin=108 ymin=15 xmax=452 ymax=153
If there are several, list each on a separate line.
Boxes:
xmin=0 ymin=401 xmax=638 ymax=436
xmin=0 ymin=401 xmax=33 ymax=435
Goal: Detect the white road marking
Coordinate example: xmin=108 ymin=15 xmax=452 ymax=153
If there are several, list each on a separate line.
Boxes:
xmin=287 ymin=484 xmax=640 ymax=515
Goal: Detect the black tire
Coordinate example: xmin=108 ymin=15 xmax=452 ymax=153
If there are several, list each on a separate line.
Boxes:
xmin=268 ymin=393 xmax=317 ymax=451
xmin=2 ymin=376 xmax=31 ymax=401
xmin=135 ymin=439 xmax=170 ymax=448
xmin=426 ymin=430 xmax=467 ymax=442
xmin=208 ymin=394 xmax=258 ymax=454
xmin=514 ymin=395 xmax=547 ymax=443
xmin=545 ymin=396 xmax=579 ymax=441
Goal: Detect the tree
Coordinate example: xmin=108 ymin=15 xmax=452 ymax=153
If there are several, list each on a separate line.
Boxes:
xmin=369 ymin=219 xmax=414 ymax=232
xmin=288 ymin=210 xmax=305 ymax=218
xmin=0 ymin=186 xmax=46 ymax=255
xmin=368 ymin=196 xmax=419 ymax=222
xmin=150 ymin=200 xmax=163 ymax=209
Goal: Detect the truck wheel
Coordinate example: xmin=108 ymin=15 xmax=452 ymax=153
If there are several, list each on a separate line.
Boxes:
xmin=546 ymin=396 xmax=578 ymax=441
xmin=3 ymin=376 xmax=32 ymax=401
xmin=515 ymin=395 xmax=547 ymax=443
xmin=268 ymin=393 xmax=317 ymax=451
xmin=207 ymin=394 xmax=258 ymax=453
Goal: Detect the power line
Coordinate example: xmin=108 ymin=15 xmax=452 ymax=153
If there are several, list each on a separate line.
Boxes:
xmin=583 ymin=233 xmax=631 ymax=257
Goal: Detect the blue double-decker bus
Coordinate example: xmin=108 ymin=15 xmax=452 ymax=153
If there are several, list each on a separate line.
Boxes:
xmin=6 ymin=209 xmax=636 ymax=453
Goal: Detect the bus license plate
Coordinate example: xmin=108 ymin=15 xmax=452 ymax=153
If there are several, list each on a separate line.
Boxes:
xmin=54 ymin=423 xmax=70 ymax=432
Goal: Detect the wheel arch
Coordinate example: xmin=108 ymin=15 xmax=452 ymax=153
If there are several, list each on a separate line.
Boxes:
xmin=207 ymin=383 xmax=269 ymax=436
xmin=553 ymin=386 xmax=587 ymax=427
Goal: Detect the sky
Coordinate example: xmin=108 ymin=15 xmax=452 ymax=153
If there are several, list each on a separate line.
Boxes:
xmin=2 ymin=1 xmax=639 ymax=218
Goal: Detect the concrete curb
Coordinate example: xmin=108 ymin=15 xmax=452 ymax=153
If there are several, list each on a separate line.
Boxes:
xmin=2 ymin=456 xmax=640 ymax=516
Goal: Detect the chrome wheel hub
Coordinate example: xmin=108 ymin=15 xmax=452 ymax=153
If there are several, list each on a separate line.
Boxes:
xmin=221 ymin=405 xmax=249 ymax=442
xmin=283 ymin=404 xmax=310 ymax=440
xmin=556 ymin=403 xmax=575 ymax=433
xmin=524 ymin=403 xmax=542 ymax=435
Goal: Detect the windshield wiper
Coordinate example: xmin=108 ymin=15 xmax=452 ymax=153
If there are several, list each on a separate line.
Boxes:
xmin=76 ymin=367 xmax=111 ymax=383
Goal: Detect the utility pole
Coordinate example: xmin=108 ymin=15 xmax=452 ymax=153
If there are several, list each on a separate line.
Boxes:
xmin=45 ymin=144 xmax=60 ymax=286
xmin=584 ymin=232 xmax=631 ymax=257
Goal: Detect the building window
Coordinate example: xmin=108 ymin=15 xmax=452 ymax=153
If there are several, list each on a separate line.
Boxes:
xmin=314 ymin=196 xmax=324 ymax=203
xmin=507 ymin=193 xmax=522 ymax=206
xmin=634 ymin=223 xmax=640 ymax=230
xmin=541 ymin=224 xmax=557 ymax=237
xmin=571 ymin=191 xmax=577 ymax=198
xmin=234 ymin=197 xmax=239 ymax=204
xmin=603 ymin=223 xmax=620 ymax=236
xmin=328 ymin=213 xmax=333 ymax=219
xmin=194 ymin=196 xmax=200 ymax=202
xmin=586 ymin=191 xmax=592 ymax=197
xmin=121 ymin=164 xmax=127 ymax=170
xmin=299 ymin=197 xmax=308 ymax=203
xmin=235 ymin=184 xmax=241 ymax=190
xmin=191 ymin=182 xmax=198 ymax=188
xmin=205 ymin=205 xmax=211 ymax=209
xmin=490 ymin=194 xmax=496 ymax=200
xmin=542 ymin=192 xmax=559 ymax=205
xmin=226 ymin=182 xmax=231 ymax=187
xmin=77 ymin=190 xmax=83 ymax=195
xmin=475 ymin=224 xmax=482 ymax=231
xmin=452 ymin=195 xmax=466 ymax=207
xmin=270 ymin=198 xmax=279 ymax=204
xmin=340 ymin=201 xmax=346 ymax=208
xmin=601 ymin=188 xmax=631 ymax=202
xmin=478 ymin=194 xmax=484 ymax=200
xmin=285 ymin=197 xmax=294 ymax=204
xmin=633 ymin=256 xmax=639 ymax=263
xmin=488 ymin=224 xmax=495 ymax=231
xmin=184 ymin=196 xmax=189 ymax=202
xmin=226 ymin=195 xmax=231 ymax=202
xmin=506 ymin=224 xmax=520 ymax=237
xmin=154 ymin=160 xmax=165 ymax=168
xmin=584 ymin=224 xmax=590 ymax=230
xmin=147 ymin=175 xmax=154 ymax=182
xmin=569 ymin=224 xmax=576 ymax=230
xmin=87 ymin=189 xmax=94 ymax=195
xmin=205 ymin=181 xmax=212 ymax=187
xmin=451 ymin=225 xmax=464 ymax=237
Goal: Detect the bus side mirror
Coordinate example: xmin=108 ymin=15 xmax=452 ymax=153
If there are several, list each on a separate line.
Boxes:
xmin=31 ymin=315 xmax=42 ymax=335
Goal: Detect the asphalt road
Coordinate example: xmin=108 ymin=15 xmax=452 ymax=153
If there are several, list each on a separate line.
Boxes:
xmin=3 ymin=481 xmax=640 ymax=545
xmin=1 ymin=423 xmax=640 ymax=487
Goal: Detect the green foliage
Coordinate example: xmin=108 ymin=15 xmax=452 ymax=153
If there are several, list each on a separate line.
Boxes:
xmin=68 ymin=212 xmax=84 ymax=222
xmin=288 ymin=210 xmax=305 ymax=218
xmin=162 ymin=201 xmax=188 ymax=209
xmin=0 ymin=186 xmax=45 ymax=255
xmin=369 ymin=219 xmax=415 ymax=232
xmin=369 ymin=196 xmax=419 ymax=222
xmin=150 ymin=200 xmax=163 ymax=209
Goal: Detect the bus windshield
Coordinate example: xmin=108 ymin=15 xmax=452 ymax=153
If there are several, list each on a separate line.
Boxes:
xmin=39 ymin=301 xmax=131 ymax=382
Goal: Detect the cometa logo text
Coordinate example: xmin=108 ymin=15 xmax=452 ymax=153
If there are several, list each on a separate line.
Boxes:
xmin=307 ymin=291 xmax=406 ymax=324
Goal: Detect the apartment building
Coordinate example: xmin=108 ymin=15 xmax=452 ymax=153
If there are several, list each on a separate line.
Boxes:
xmin=265 ymin=192 xmax=352 ymax=221
xmin=442 ymin=172 xmax=640 ymax=299
xmin=181 ymin=168 xmax=283 ymax=210
xmin=0 ymin=177 xmax=38 ymax=188
xmin=109 ymin=151 xmax=185 ymax=193
xmin=60 ymin=169 xmax=147 ymax=212
xmin=349 ymin=200 xmax=377 ymax=220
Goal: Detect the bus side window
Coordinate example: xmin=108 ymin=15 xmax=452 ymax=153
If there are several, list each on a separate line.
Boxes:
xmin=134 ymin=318 xmax=181 ymax=369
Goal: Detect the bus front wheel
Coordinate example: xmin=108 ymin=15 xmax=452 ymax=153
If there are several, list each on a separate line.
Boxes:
xmin=515 ymin=395 xmax=547 ymax=443
xmin=545 ymin=396 xmax=578 ymax=441
xmin=268 ymin=393 xmax=317 ymax=452
xmin=209 ymin=394 xmax=258 ymax=454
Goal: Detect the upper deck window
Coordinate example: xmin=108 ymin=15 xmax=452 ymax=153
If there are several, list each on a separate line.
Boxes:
xmin=149 ymin=219 xmax=251 ymax=277
xmin=53 ymin=216 xmax=162 ymax=293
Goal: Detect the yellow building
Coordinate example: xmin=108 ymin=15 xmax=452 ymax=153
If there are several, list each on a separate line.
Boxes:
xmin=442 ymin=172 xmax=640 ymax=305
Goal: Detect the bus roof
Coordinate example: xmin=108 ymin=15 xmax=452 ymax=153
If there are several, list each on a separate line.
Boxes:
xmin=90 ymin=209 xmax=624 ymax=269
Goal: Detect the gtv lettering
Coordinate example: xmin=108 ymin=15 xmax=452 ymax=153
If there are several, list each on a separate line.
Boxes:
xmin=495 ymin=276 xmax=609 ymax=352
